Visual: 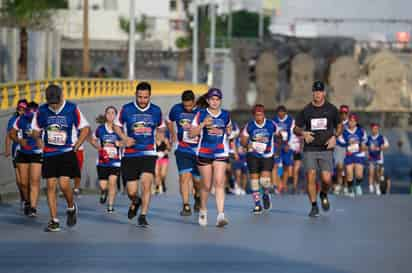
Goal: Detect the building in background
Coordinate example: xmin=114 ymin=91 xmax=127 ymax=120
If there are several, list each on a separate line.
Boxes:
xmin=55 ymin=0 xmax=189 ymax=51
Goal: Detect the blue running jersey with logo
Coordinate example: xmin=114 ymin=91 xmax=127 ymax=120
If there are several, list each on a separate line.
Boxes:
xmin=168 ymin=103 xmax=199 ymax=155
xmin=192 ymin=108 xmax=231 ymax=159
xmin=242 ymin=119 xmax=277 ymax=158
xmin=367 ymin=134 xmax=388 ymax=162
xmin=273 ymin=114 xmax=294 ymax=142
xmin=339 ymin=126 xmax=367 ymax=158
xmin=94 ymin=124 xmax=122 ymax=167
xmin=13 ymin=114 xmax=42 ymax=154
xmin=116 ymin=102 xmax=164 ymax=158
xmin=32 ymin=101 xmax=89 ymax=157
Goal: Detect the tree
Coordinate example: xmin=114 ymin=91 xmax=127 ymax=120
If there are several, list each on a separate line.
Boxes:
xmin=0 ymin=0 xmax=68 ymax=80
xmin=119 ymin=14 xmax=148 ymax=41
xmin=175 ymin=36 xmax=190 ymax=80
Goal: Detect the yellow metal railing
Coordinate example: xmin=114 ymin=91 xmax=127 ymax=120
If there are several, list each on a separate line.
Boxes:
xmin=0 ymin=78 xmax=208 ymax=110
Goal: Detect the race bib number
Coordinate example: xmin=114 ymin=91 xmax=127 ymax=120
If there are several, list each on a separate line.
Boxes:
xmin=310 ymin=118 xmax=327 ymax=131
xmin=47 ymin=130 xmax=67 ymax=146
xmin=348 ymin=143 xmax=359 ymax=153
xmin=104 ymin=146 xmax=118 ymax=159
xmin=280 ymin=130 xmax=288 ymax=141
xmin=252 ymin=141 xmax=267 ymax=154
xmin=183 ymin=130 xmax=199 ymax=144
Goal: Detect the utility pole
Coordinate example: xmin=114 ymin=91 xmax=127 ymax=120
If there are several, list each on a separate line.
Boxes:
xmin=192 ymin=0 xmax=198 ymax=83
xmin=208 ymin=0 xmax=216 ymax=87
xmin=227 ymin=0 xmax=233 ymax=42
xmin=258 ymin=0 xmax=264 ymax=42
xmin=82 ymin=0 xmax=90 ymax=76
xmin=128 ymin=0 xmax=136 ymax=80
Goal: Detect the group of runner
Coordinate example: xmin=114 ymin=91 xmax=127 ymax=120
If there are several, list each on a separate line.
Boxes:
xmin=3 ymin=80 xmax=390 ymax=231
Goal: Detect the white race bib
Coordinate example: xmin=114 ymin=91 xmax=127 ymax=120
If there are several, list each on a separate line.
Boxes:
xmin=104 ymin=146 xmax=118 ymax=158
xmin=280 ymin=130 xmax=288 ymax=141
xmin=183 ymin=130 xmax=199 ymax=144
xmin=310 ymin=118 xmax=327 ymax=131
xmin=157 ymin=151 xmax=165 ymax=158
xmin=252 ymin=141 xmax=267 ymax=154
xmin=348 ymin=143 xmax=359 ymax=153
xmin=47 ymin=130 xmax=67 ymax=146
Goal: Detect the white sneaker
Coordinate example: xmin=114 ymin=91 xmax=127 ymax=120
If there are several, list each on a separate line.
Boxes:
xmin=234 ymin=187 xmax=242 ymax=196
xmin=375 ymin=185 xmax=381 ymax=196
xmin=369 ymin=184 xmax=375 ymax=194
xmin=216 ymin=212 xmax=229 ymax=228
xmin=343 ymin=187 xmax=349 ymax=196
xmin=240 ymin=189 xmax=246 ymax=195
xmin=355 ymin=185 xmax=363 ymax=196
xmin=334 ymin=185 xmax=342 ymax=195
xmin=198 ymin=210 xmax=208 ymax=226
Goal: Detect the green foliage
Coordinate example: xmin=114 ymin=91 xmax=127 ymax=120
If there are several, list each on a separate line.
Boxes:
xmin=0 ymin=0 xmax=68 ymax=28
xmin=175 ymin=36 xmax=190 ymax=50
xmin=119 ymin=15 xmax=149 ymax=40
xmin=198 ymin=9 xmax=270 ymax=44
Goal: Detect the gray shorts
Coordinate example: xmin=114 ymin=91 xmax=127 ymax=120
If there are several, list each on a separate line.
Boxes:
xmin=334 ymin=146 xmax=346 ymax=166
xmin=303 ymin=150 xmax=334 ymax=173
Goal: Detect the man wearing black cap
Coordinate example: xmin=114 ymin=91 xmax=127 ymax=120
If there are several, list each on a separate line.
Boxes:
xmin=31 ymin=84 xmax=90 ymax=231
xmin=293 ymin=81 xmax=342 ymax=217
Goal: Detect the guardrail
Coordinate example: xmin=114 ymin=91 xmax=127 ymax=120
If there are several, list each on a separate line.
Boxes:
xmin=0 ymin=78 xmax=208 ymax=110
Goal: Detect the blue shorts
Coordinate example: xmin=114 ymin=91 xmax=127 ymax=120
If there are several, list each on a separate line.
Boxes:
xmin=175 ymin=150 xmax=200 ymax=179
xmin=344 ymin=156 xmax=366 ymax=166
xmin=280 ymin=149 xmax=294 ymax=167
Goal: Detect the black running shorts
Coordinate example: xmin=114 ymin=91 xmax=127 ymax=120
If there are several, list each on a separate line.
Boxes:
xmin=121 ymin=156 xmax=157 ymax=181
xmin=246 ymin=155 xmax=273 ymax=174
xmin=42 ymin=151 xmax=80 ymax=179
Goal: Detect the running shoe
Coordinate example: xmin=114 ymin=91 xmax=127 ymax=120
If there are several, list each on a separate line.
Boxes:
xmin=319 ymin=192 xmax=330 ymax=211
xmin=343 ymin=186 xmax=349 ymax=196
xmin=193 ymin=195 xmax=201 ymax=213
xmin=180 ymin=203 xmax=192 ymax=216
xmin=262 ymin=193 xmax=272 ymax=211
xmin=127 ymin=197 xmax=141 ymax=220
xmin=198 ymin=210 xmax=208 ymax=226
xmin=333 ymin=185 xmax=342 ymax=195
xmin=309 ymin=205 xmax=320 ymax=217
xmin=29 ymin=207 xmax=37 ymax=217
xmin=348 ymin=187 xmax=355 ymax=198
xmin=137 ymin=214 xmax=149 ymax=227
xmin=375 ymin=184 xmax=381 ymax=196
xmin=66 ymin=203 xmax=78 ymax=227
xmin=99 ymin=190 xmax=108 ymax=204
xmin=107 ymin=205 xmax=114 ymax=214
xmin=216 ymin=213 xmax=229 ymax=228
xmin=252 ymin=204 xmax=263 ymax=215
xmin=23 ymin=201 xmax=30 ymax=216
xmin=45 ymin=219 xmax=60 ymax=232
xmin=369 ymin=184 xmax=375 ymax=194
xmin=355 ymin=185 xmax=363 ymax=196
xmin=73 ymin=188 xmax=82 ymax=198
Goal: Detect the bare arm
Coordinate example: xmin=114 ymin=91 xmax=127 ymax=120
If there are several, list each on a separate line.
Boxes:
xmin=73 ymin=127 xmax=90 ymax=152
xmin=113 ymin=125 xmax=135 ymax=147
xmin=166 ymin=121 xmax=176 ymax=145
xmin=4 ymin=134 xmax=11 ymax=157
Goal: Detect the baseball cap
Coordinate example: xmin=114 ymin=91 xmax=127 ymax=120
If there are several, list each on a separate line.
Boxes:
xmin=339 ymin=105 xmax=349 ymax=113
xmin=206 ymin=88 xmax=222 ymax=99
xmin=370 ymin=123 xmax=380 ymax=128
xmin=349 ymin=113 xmax=358 ymax=121
xmin=312 ymin=81 xmax=325 ymax=92
xmin=16 ymin=99 xmax=28 ymax=110
xmin=45 ymin=84 xmax=62 ymax=104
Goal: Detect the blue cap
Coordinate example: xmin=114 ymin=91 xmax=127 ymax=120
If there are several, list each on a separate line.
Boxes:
xmin=312 ymin=81 xmax=325 ymax=92
xmin=206 ymin=88 xmax=222 ymax=99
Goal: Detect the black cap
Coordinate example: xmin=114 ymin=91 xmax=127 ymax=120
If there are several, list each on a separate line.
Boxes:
xmin=312 ymin=81 xmax=325 ymax=92
xmin=45 ymin=84 xmax=62 ymax=104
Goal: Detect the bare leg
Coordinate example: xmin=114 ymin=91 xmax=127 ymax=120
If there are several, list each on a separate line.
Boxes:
xmin=29 ymin=163 xmax=41 ymax=208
